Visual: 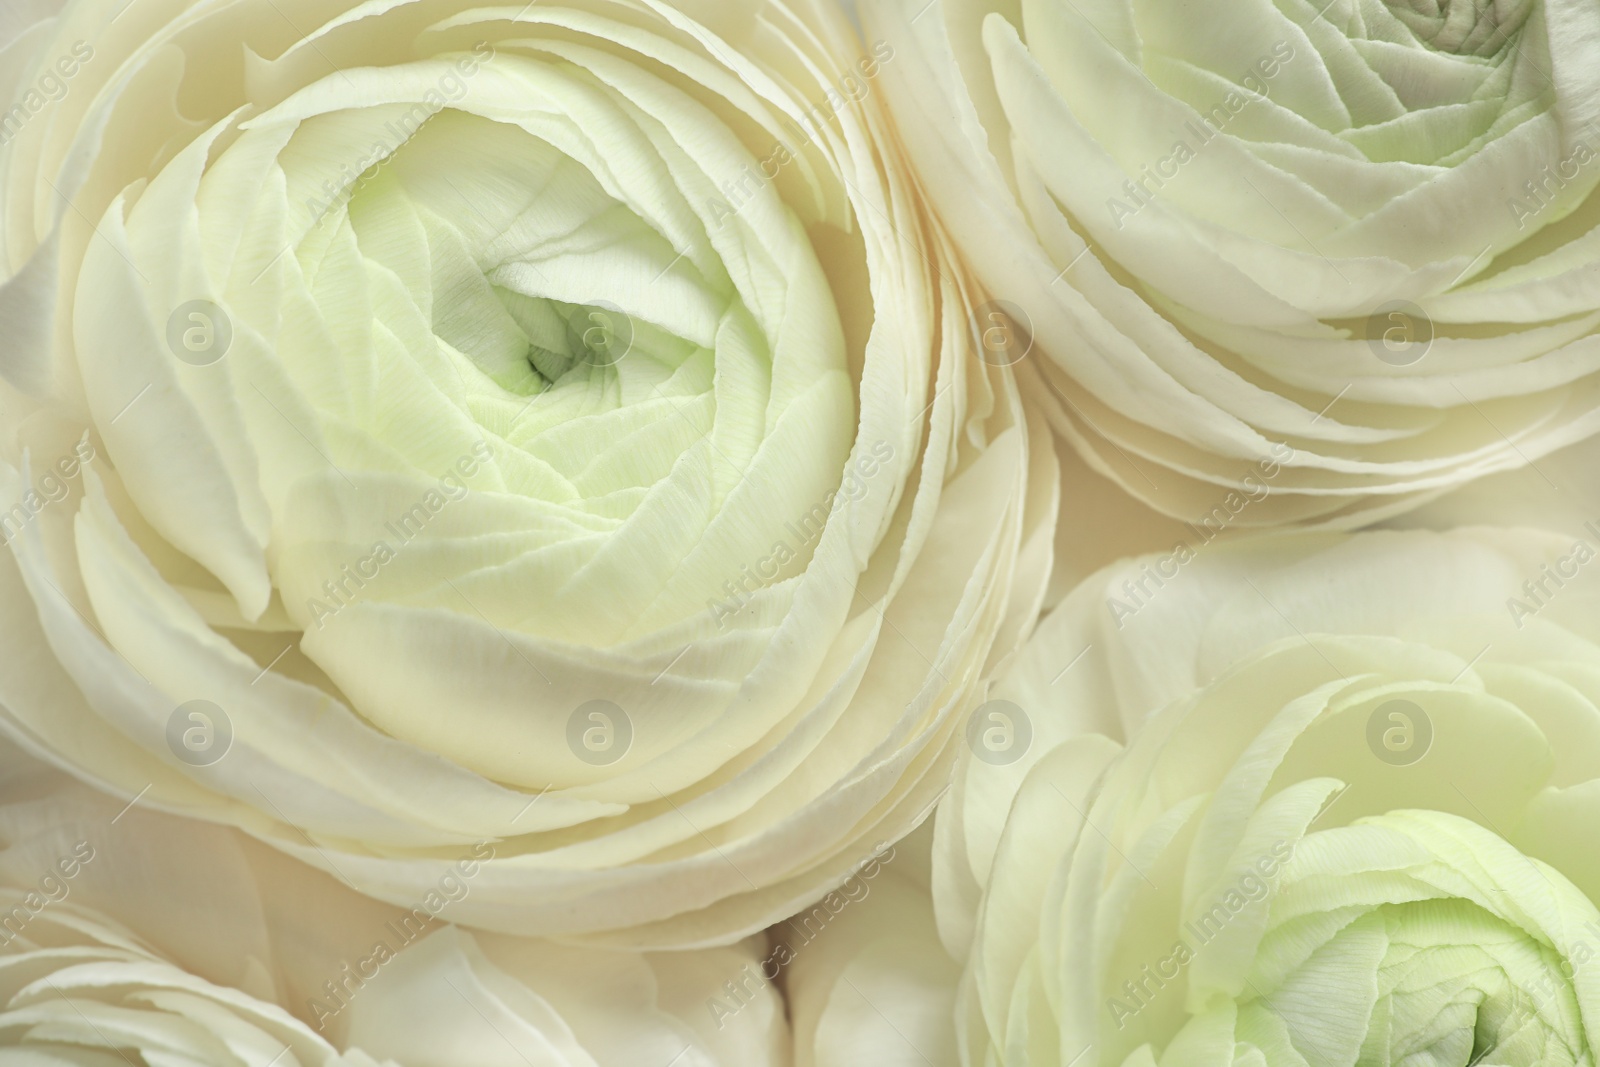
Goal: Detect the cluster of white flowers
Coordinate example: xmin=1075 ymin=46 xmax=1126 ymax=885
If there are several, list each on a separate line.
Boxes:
xmin=2 ymin=0 xmax=1599 ymax=1063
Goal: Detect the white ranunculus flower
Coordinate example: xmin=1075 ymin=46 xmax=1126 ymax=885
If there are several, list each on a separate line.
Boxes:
xmin=0 ymin=0 xmax=1056 ymax=947
xmin=936 ymin=527 xmax=1600 ymax=1065
xmin=0 ymin=739 xmax=791 ymax=1064
xmin=863 ymin=0 xmax=1600 ymax=527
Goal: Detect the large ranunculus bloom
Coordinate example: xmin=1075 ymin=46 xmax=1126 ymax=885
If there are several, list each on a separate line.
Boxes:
xmin=938 ymin=527 xmax=1600 ymax=1065
xmin=0 ymin=739 xmax=791 ymax=1064
xmin=0 ymin=0 xmax=1055 ymax=947
xmin=862 ymin=0 xmax=1600 ymax=527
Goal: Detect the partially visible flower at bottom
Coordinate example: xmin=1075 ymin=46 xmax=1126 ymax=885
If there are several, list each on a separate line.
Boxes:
xmin=0 ymin=897 xmax=393 ymax=1067
xmin=785 ymin=822 xmax=958 ymax=1067
xmin=340 ymin=926 xmax=788 ymax=1067
xmin=0 ymin=740 xmax=789 ymax=1065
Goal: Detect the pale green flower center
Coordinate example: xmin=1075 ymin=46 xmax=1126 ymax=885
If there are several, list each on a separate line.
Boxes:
xmin=1125 ymin=810 xmax=1600 ymax=1067
xmin=343 ymin=125 xmax=639 ymax=397
xmin=1239 ymin=896 xmax=1588 ymax=1065
xmin=1383 ymin=0 xmax=1536 ymax=56
xmin=309 ymin=105 xmax=736 ymax=494
xmin=189 ymin=51 xmax=856 ymax=647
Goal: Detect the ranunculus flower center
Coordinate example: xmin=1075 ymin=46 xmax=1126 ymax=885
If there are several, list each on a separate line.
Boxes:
xmin=106 ymin=45 xmax=858 ymax=785
xmin=217 ymin=64 xmax=854 ymax=646
xmin=1385 ymin=0 xmax=1536 ymax=55
xmin=1222 ymin=812 xmax=1599 ymax=1067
